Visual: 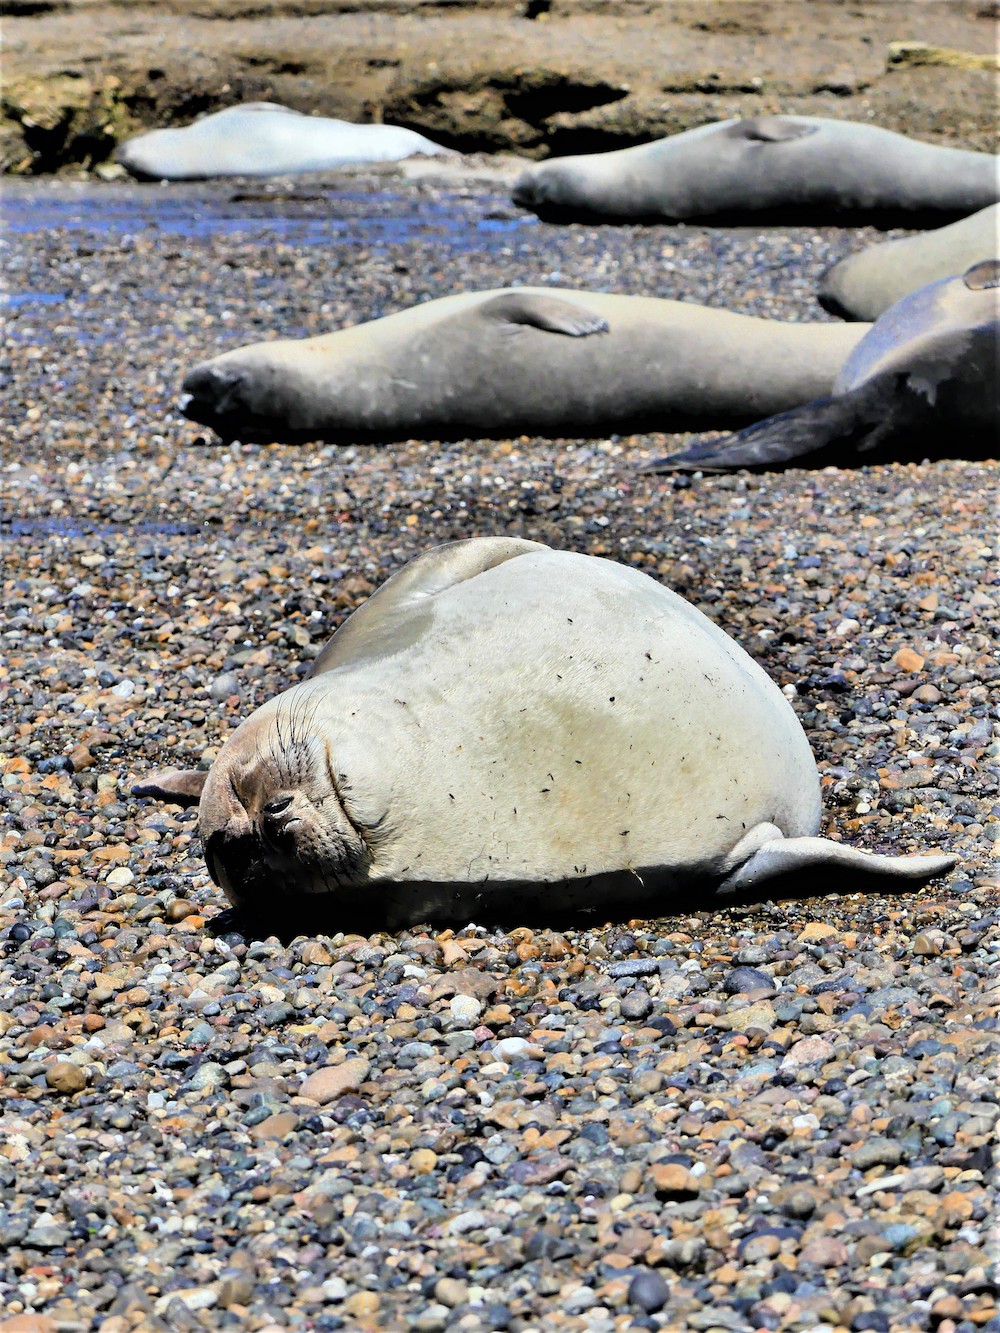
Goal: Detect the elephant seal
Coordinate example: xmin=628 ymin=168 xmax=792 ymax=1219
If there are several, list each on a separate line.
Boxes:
xmin=512 ymin=116 xmax=999 ymax=224
xmin=180 ymin=287 xmax=866 ymax=444
xmin=819 ymin=204 xmax=1000 ymax=321
xmin=644 ymin=260 xmax=1000 ymax=472
xmin=116 ymin=102 xmax=451 ymax=180
xmin=132 ymin=538 xmax=956 ymax=929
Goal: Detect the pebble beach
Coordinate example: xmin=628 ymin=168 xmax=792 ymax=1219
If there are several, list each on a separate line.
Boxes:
xmin=1 ymin=167 xmax=998 ymax=1333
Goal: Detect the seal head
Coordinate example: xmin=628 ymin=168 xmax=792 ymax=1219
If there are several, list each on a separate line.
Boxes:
xmin=196 ymin=700 xmax=377 ymax=908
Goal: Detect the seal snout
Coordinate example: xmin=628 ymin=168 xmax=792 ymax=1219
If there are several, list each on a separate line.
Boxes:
xmin=180 ymin=361 xmax=249 ymax=427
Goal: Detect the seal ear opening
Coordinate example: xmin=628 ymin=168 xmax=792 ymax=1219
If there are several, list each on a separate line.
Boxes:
xmin=963 ymin=259 xmax=1000 ymax=290
xmin=132 ymin=768 xmax=208 ymax=808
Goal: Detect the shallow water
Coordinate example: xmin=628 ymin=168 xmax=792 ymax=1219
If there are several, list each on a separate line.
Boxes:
xmin=0 ymin=179 xmax=534 ymax=248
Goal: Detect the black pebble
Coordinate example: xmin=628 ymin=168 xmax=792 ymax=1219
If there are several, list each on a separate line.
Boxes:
xmin=628 ymin=1269 xmax=670 ymax=1314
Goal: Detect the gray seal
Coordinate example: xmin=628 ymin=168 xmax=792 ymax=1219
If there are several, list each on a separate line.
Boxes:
xmin=132 ymin=538 xmax=956 ymax=929
xmin=512 ymin=116 xmax=999 ymax=224
xmin=819 ymin=204 xmax=1000 ymax=321
xmin=116 ymin=102 xmax=451 ymax=180
xmin=644 ymin=260 xmax=1000 ymax=472
xmin=180 ymin=287 xmax=866 ymax=443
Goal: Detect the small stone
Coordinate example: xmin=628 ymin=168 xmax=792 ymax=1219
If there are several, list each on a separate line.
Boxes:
xmin=723 ymin=966 xmax=773 ymax=993
xmin=892 ymin=647 xmax=925 ymax=673
xmin=153 ymin=1287 xmax=218 ymax=1315
xmin=450 ymin=994 xmax=482 ymax=1026
xmin=343 ymin=1292 xmax=380 ymax=1318
xmin=106 ymin=866 xmax=135 ymax=887
xmin=167 ymin=898 xmax=196 ymax=921
xmin=620 ymin=989 xmax=653 ymax=1020
xmin=300 ymin=1058 xmax=371 ymax=1103
xmin=217 ymin=1268 xmax=255 ymax=1307
xmin=780 ymin=1035 xmax=834 ymax=1070
xmin=248 ymin=1111 xmax=298 ymax=1141
xmin=209 ymin=672 xmax=240 ymax=701
xmin=800 ymin=1236 xmax=849 ymax=1267
xmin=411 ymin=1148 xmax=437 ymax=1174
xmin=740 ymin=1233 xmax=781 ymax=1262
xmin=45 ymin=1061 xmax=86 ymax=1094
xmin=798 ymin=921 xmax=838 ymax=942
xmin=852 ymin=1138 xmax=903 ymax=1171
xmin=650 ymin=1163 xmax=700 ymax=1199
xmin=69 ymin=744 xmax=94 ymax=771
xmin=493 ymin=1037 xmax=541 ymax=1062
xmin=300 ymin=940 xmax=333 ymax=966
xmin=434 ymin=1277 xmax=469 ymax=1308
xmin=628 ymin=1269 xmax=670 ymax=1314
xmin=727 ymin=1000 xmax=777 ymax=1032
xmin=913 ymin=931 xmax=945 ymax=956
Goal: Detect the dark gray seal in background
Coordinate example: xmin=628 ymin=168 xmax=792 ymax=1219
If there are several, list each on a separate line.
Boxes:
xmin=512 ymin=116 xmax=1000 ymax=224
xmin=819 ymin=204 xmax=1000 ymax=321
xmin=644 ymin=261 xmax=1000 ymax=472
xmin=180 ymin=287 xmax=866 ymax=444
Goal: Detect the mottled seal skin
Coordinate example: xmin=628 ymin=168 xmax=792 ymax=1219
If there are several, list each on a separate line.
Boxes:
xmin=819 ymin=204 xmax=1000 ymax=321
xmin=512 ymin=116 xmax=1000 ymax=224
xmin=180 ymin=287 xmax=866 ymax=444
xmin=645 ymin=260 xmax=1000 ymax=472
xmin=116 ymin=102 xmax=451 ymax=180
xmin=133 ymin=538 xmax=956 ymax=929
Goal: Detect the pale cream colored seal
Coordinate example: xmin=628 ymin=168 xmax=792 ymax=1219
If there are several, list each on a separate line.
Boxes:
xmin=134 ymin=538 xmax=956 ymax=927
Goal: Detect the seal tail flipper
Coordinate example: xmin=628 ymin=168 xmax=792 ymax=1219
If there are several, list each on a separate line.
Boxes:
xmin=132 ymin=768 xmax=208 ymax=808
xmin=642 ymin=385 xmax=887 ymax=473
xmin=721 ymin=835 xmax=957 ymax=893
xmin=478 ymin=291 xmax=610 ymax=337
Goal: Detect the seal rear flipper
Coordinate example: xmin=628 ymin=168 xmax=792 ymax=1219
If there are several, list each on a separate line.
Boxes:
xmin=132 ymin=768 xmax=208 ymax=808
xmin=721 ymin=835 xmax=957 ymax=893
xmin=310 ymin=536 xmax=548 ymax=676
xmin=642 ymin=385 xmax=888 ymax=473
xmin=479 ymin=292 xmax=610 ymax=337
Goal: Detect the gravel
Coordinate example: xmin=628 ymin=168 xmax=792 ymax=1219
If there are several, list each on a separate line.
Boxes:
xmin=1 ymin=169 xmax=998 ymax=1332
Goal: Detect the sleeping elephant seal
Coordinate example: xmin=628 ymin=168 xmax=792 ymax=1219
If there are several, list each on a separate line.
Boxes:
xmin=512 ymin=116 xmax=999 ymax=224
xmin=180 ymin=287 xmax=866 ymax=444
xmin=132 ymin=538 xmax=956 ymax=928
xmin=644 ymin=260 xmax=1000 ymax=472
xmin=116 ymin=102 xmax=451 ymax=180
xmin=819 ymin=204 xmax=1000 ymax=321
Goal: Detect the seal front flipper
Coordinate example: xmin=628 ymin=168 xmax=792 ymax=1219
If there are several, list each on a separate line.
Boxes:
xmin=720 ymin=833 xmax=957 ymax=894
xmin=310 ymin=536 xmax=548 ymax=676
xmin=734 ymin=116 xmax=820 ymax=143
xmin=132 ymin=768 xmax=208 ymax=808
xmin=642 ymin=381 xmax=890 ymax=473
xmin=478 ymin=292 xmax=610 ymax=337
